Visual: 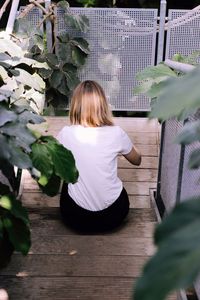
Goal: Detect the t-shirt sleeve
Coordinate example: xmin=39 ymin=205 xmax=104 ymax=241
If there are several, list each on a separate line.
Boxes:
xmin=57 ymin=128 xmax=64 ymax=144
xmin=119 ymin=127 xmax=133 ymax=155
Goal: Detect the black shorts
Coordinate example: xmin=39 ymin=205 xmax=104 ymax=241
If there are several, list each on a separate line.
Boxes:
xmin=60 ymin=183 xmax=130 ymax=232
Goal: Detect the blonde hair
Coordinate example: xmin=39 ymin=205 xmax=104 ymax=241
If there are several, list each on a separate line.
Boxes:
xmin=70 ymin=80 xmax=113 ymax=127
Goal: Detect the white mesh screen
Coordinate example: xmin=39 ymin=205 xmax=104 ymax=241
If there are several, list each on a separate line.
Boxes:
xmin=166 ymin=9 xmax=200 ymax=59
xmin=160 ymin=119 xmax=183 ymax=212
xmin=55 ymin=8 xmax=158 ymax=111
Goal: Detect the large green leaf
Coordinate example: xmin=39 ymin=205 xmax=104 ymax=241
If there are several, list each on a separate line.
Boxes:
xmin=136 ymin=63 xmax=177 ymax=81
xmin=57 ymin=42 xmax=72 ymax=63
xmin=72 ymin=47 xmax=87 ymax=66
xmin=57 ymin=0 xmax=70 ymax=10
xmin=57 ymin=76 xmax=69 ymax=96
xmin=176 ymin=120 xmax=200 ymax=145
xmin=45 ymin=53 xmax=60 ymax=69
xmin=62 ymin=63 xmax=79 ymax=90
xmin=43 ymin=136 xmax=79 ymax=183
xmin=64 ymin=14 xmax=89 ymax=33
xmin=3 ymin=215 xmax=31 ymax=255
xmin=31 ymin=142 xmax=54 ymax=182
xmin=134 ymin=197 xmax=200 ymax=300
xmin=0 ymin=183 xmax=11 ymax=196
xmin=0 ymin=217 xmax=3 ymax=239
xmin=0 ymin=106 xmax=17 ymax=127
xmin=2 ymin=122 xmax=36 ymax=145
xmin=0 ymin=160 xmax=16 ymax=191
xmin=149 ymin=66 xmax=200 ymax=120
xmin=0 ymin=135 xmax=11 ymax=160
xmin=15 ymin=68 xmax=45 ymax=92
xmin=0 ymin=194 xmax=29 ymax=225
xmin=39 ymin=173 xmax=61 ymax=196
xmin=0 ymin=37 xmax=24 ymax=57
xmin=0 ymin=65 xmax=8 ymax=81
xmin=0 ymin=229 xmax=14 ymax=269
xmin=49 ymin=70 xmax=64 ymax=89
xmin=188 ymin=149 xmax=200 ymax=169
xmin=71 ymin=37 xmax=90 ymax=54
xmin=8 ymin=139 xmax=32 ymax=169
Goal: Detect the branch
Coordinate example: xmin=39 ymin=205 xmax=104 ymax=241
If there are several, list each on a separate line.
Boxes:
xmin=29 ymin=0 xmax=48 ymax=15
xmin=0 ymin=0 xmax=11 ymax=20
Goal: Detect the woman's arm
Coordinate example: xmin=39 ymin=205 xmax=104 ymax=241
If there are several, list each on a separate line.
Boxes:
xmin=123 ymin=146 xmax=141 ymax=166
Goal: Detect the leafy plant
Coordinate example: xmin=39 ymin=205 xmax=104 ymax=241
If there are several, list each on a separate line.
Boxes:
xmin=0 ymin=34 xmax=79 ymax=268
xmin=133 ymin=56 xmax=200 ymax=300
xmin=14 ymin=0 xmax=90 ymax=112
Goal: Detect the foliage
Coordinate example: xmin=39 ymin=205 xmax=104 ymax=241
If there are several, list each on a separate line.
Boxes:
xmin=0 ymin=34 xmax=79 ymax=268
xmin=14 ymin=0 xmax=90 ymax=112
xmin=133 ymin=54 xmax=200 ymax=300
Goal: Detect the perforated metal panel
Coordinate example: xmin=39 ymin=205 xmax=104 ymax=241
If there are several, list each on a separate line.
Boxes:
xmin=160 ymin=119 xmax=183 ymax=212
xmin=55 ymin=8 xmax=158 ymax=111
xmin=166 ymin=9 xmax=200 ymax=59
xmin=180 ymin=114 xmax=200 ymax=201
xmin=18 ymin=7 xmax=43 ymax=29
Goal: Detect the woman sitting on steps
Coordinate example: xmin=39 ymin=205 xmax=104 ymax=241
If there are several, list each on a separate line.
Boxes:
xmin=57 ymin=80 xmax=141 ymax=232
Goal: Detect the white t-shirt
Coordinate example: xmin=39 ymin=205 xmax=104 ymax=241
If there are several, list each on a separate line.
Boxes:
xmin=57 ymin=125 xmax=133 ymax=211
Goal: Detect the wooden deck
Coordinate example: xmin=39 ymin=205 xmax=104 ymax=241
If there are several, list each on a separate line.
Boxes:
xmin=0 ymin=117 xmax=176 ymax=299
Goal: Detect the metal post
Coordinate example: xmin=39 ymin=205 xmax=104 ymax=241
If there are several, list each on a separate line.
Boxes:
xmin=157 ymin=0 xmax=167 ymax=64
xmin=155 ymin=122 xmax=166 ymax=218
xmin=5 ymin=0 xmax=20 ymax=35
xmin=45 ymin=0 xmax=53 ymax=52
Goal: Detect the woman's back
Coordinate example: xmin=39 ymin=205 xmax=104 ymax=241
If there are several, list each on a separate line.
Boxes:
xmin=57 ymin=124 xmax=132 ymax=211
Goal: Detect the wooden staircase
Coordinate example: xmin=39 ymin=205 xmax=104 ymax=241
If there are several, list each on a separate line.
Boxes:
xmin=0 ymin=117 xmax=177 ymax=299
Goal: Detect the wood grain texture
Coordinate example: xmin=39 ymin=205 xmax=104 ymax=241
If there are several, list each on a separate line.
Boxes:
xmin=1 ymin=117 xmax=166 ymax=300
xmin=0 ymin=255 xmax=148 ymax=277
xmin=21 ymin=193 xmax=151 ymax=209
xmin=29 ymin=236 xmax=155 ymax=256
xmin=0 ymin=277 xmax=176 ymax=300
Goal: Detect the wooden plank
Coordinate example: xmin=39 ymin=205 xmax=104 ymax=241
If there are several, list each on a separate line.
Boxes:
xmin=29 ymin=236 xmax=155 ymax=256
xmin=0 ymin=277 xmax=177 ymax=300
xmin=0 ymin=255 xmax=148 ymax=277
xmin=27 ymin=207 xmax=156 ymax=222
xmin=118 ymin=169 xmax=158 ymax=182
xmin=0 ymin=277 xmax=137 ymax=300
xmin=22 ymin=171 xmax=157 ymax=192
xmin=21 ymin=194 xmax=151 ymax=209
xmin=28 ymin=207 xmax=156 ymax=238
xmin=124 ymin=181 xmax=157 ymax=195
xmin=45 ymin=117 xmax=159 ymax=134
xmin=118 ymin=156 xmax=158 ymax=169
xmin=48 ymin=130 xmax=158 ymax=145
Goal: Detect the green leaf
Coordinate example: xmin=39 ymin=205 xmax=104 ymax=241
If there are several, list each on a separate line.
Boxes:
xmin=0 ymin=37 xmax=24 ymax=57
xmin=17 ymin=109 xmax=45 ymax=124
xmin=57 ymin=77 xmax=69 ymax=96
xmin=31 ymin=142 xmax=54 ymax=181
xmin=71 ymin=37 xmax=90 ymax=54
xmin=0 ymin=106 xmax=17 ymax=127
xmin=0 ymin=183 xmax=11 ymax=196
xmin=39 ymin=173 xmax=61 ymax=196
xmin=57 ymin=42 xmax=72 ymax=62
xmin=149 ymin=67 xmax=200 ymax=120
xmin=134 ymin=197 xmax=200 ymax=300
xmin=3 ymin=215 xmax=31 ymax=255
xmin=0 ymin=135 xmax=11 ymax=160
xmin=2 ymin=122 xmax=36 ymax=145
xmin=46 ymin=142 xmax=79 ymax=183
xmin=0 ymin=65 xmax=8 ymax=81
xmin=0 ymin=218 xmax=3 ymax=239
xmin=15 ymin=68 xmax=45 ymax=92
xmin=62 ymin=63 xmax=79 ymax=90
xmin=64 ymin=14 xmax=89 ymax=33
xmin=49 ymin=70 xmax=65 ymax=89
xmin=0 ymin=229 xmax=14 ymax=268
xmin=46 ymin=53 xmax=59 ymax=69
xmin=8 ymin=139 xmax=32 ymax=169
xmin=176 ymin=120 xmax=200 ymax=144
xmin=0 ymin=159 xmax=16 ymax=190
xmin=188 ymin=149 xmax=200 ymax=169
xmin=57 ymin=0 xmax=70 ymax=10
xmin=0 ymin=194 xmax=29 ymax=225
xmin=136 ymin=64 xmax=177 ymax=81
xmin=72 ymin=47 xmax=87 ymax=66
